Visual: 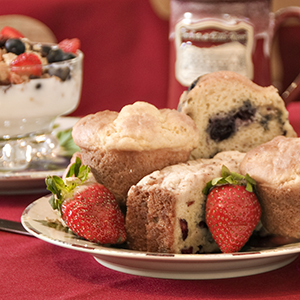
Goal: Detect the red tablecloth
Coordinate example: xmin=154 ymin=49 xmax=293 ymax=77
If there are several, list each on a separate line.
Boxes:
xmin=0 ymin=103 xmax=299 ymax=300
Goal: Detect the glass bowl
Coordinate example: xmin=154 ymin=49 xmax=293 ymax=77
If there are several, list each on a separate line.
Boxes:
xmin=0 ymin=43 xmax=83 ymax=171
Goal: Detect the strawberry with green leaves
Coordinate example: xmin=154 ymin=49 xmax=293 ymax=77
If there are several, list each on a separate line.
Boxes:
xmin=203 ymin=165 xmax=261 ymax=253
xmin=46 ymin=157 xmax=126 ymax=245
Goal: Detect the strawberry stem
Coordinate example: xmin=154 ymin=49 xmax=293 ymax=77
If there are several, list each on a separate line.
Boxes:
xmin=202 ymin=165 xmax=256 ymax=195
xmin=45 ymin=157 xmax=91 ymax=213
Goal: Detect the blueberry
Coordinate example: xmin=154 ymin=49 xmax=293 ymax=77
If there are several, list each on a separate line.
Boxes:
xmin=207 ymin=116 xmax=236 ymax=142
xmin=62 ymin=52 xmax=76 ymax=61
xmin=207 ymin=100 xmax=256 ymax=142
xmin=47 ymin=48 xmax=77 ymax=63
xmin=259 ymin=115 xmax=270 ymax=130
xmin=235 ymin=100 xmax=256 ymax=120
xmin=187 ymin=76 xmax=200 ymax=92
xmin=35 ymin=83 xmax=42 ymax=89
xmin=41 ymin=45 xmax=52 ymax=57
xmin=5 ymin=38 xmax=25 ymax=55
xmin=48 ymin=66 xmax=70 ymax=81
xmin=47 ymin=48 xmax=65 ymax=63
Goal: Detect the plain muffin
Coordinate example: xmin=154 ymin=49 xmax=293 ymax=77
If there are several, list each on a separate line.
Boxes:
xmin=240 ymin=136 xmax=300 ymax=238
xmin=72 ymin=101 xmax=200 ymax=206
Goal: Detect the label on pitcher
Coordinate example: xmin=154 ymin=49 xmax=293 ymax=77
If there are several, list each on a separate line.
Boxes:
xmin=174 ymin=20 xmax=254 ymax=86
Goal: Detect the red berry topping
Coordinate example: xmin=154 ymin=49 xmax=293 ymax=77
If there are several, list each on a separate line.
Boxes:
xmin=58 ymin=38 xmax=80 ymax=54
xmin=10 ymin=52 xmax=42 ymax=77
xmin=0 ymin=26 xmax=24 ymax=38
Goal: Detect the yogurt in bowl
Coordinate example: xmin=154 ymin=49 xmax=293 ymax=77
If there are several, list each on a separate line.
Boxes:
xmin=0 ymin=28 xmax=83 ymax=170
xmin=0 ymin=51 xmax=83 ymax=138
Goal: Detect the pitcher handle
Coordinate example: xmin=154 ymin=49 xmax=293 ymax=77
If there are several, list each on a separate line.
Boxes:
xmin=281 ymin=73 xmax=300 ymax=105
xmin=274 ymin=6 xmax=300 ymax=105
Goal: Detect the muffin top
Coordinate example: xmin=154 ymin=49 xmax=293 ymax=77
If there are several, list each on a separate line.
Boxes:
xmin=239 ymin=136 xmax=300 ymax=186
xmin=177 ymin=71 xmax=296 ymax=159
xmin=179 ymin=71 xmax=282 ymax=111
xmin=72 ymin=101 xmax=200 ymax=151
xmin=136 ymin=151 xmax=245 ymax=191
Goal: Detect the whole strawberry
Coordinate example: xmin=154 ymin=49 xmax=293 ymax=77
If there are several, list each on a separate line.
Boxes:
xmin=203 ymin=165 xmax=261 ymax=253
xmin=45 ymin=157 xmax=126 ymax=245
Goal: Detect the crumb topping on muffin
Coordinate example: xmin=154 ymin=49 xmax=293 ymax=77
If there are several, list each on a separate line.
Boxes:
xmin=73 ymin=101 xmax=200 ymax=151
xmin=240 ymin=136 xmax=300 ymax=185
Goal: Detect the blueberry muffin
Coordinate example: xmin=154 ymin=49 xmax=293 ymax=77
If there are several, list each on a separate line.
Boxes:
xmin=178 ymin=71 xmax=296 ymax=159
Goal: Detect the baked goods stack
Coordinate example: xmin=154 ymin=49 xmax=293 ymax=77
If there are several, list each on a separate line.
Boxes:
xmin=68 ymin=71 xmax=299 ymax=254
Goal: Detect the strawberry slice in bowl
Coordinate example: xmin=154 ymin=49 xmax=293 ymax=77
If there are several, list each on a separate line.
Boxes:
xmin=46 ymin=157 xmax=127 ymax=245
xmin=58 ymin=38 xmax=81 ymax=54
xmin=203 ymin=165 xmax=261 ymax=253
xmin=10 ymin=52 xmax=43 ymax=77
xmin=0 ymin=26 xmax=24 ymax=38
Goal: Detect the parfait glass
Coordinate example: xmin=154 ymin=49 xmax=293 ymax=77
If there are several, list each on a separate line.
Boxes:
xmin=0 ymin=46 xmax=83 ymax=171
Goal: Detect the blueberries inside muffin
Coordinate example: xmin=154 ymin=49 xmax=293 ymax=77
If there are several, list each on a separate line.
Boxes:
xmin=207 ymin=100 xmax=256 ymax=142
xmin=187 ymin=76 xmax=201 ymax=92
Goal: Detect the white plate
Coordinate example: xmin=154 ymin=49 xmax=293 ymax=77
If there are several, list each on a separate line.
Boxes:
xmin=0 ymin=117 xmax=79 ymax=195
xmin=21 ymin=195 xmax=300 ymax=280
